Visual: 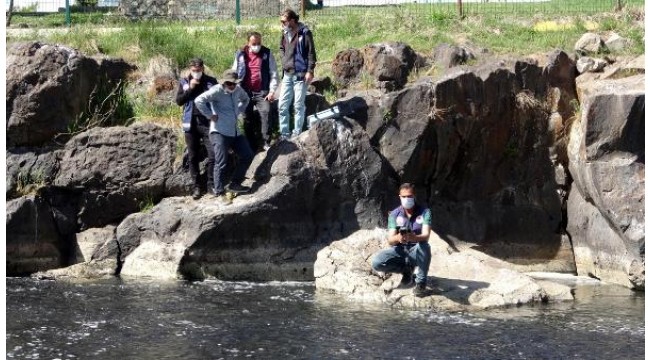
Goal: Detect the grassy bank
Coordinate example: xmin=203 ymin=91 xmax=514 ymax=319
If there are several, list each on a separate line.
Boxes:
xmin=7 ymin=3 xmax=645 ymax=124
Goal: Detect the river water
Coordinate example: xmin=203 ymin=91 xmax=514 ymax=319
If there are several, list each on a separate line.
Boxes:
xmin=6 ymin=277 xmax=645 ymax=359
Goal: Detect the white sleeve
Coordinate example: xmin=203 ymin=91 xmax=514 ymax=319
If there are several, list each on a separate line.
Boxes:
xmin=268 ymin=52 xmax=279 ymax=94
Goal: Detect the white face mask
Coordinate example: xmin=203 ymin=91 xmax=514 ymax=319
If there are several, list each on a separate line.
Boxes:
xmin=191 ymin=71 xmax=202 ymax=80
xmin=250 ymin=45 xmax=261 ymax=53
xmin=400 ymin=197 xmax=415 ymax=210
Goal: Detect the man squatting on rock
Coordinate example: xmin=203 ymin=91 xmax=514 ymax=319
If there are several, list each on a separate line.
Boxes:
xmin=175 ymin=58 xmax=218 ymax=200
xmin=195 ymin=70 xmax=254 ymax=202
xmin=232 ymin=31 xmax=279 ymax=152
xmin=278 ymin=8 xmax=317 ymax=139
xmin=371 ymin=183 xmax=432 ymax=297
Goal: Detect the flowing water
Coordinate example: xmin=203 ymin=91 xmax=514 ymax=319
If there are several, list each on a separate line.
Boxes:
xmin=6 ymin=277 xmax=644 ymax=359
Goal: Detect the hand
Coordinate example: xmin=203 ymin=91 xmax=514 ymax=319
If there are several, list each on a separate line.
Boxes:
xmin=210 ymin=114 xmax=218 ymax=122
xmin=189 ymin=78 xmax=200 ymax=89
xmin=305 ymin=72 xmax=314 ymax=84
xmin=265 ymin=92 xmax=275 ymax=102
xmin=393 ymin=233 xmax=407 ymax=245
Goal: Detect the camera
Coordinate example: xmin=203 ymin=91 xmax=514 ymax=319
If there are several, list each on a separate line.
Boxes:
xmin=398 ymin=228 xmax=411 ymax=235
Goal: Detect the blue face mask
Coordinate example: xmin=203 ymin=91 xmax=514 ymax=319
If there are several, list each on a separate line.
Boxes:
xmin=400 ymin=197 xmax=415 ymax=210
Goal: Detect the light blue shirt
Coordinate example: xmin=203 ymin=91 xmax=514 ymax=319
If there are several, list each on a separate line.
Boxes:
xmin=194 ymin=84 xmax=250 ymax=137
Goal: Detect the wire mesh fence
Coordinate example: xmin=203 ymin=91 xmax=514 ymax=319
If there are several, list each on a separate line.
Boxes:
xmin=5 ymin=0 xmax=644 ymax=26
xmin=312 ymin=0 xmax=640 ymax=17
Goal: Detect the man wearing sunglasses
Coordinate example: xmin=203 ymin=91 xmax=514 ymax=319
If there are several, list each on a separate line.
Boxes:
xmin=371 ymin=183 xmax=432 ymax=297
xmin=278 ymin=8 xmax=317 ymax=139
xmin=195 ymin=70 xmax=253 ymax=204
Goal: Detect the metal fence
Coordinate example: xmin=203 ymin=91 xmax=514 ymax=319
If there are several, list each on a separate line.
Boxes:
xmin=311 ymin=0 xmax=642 ymax=17
xmin=5 ymin=0 xmax=644 ymax=26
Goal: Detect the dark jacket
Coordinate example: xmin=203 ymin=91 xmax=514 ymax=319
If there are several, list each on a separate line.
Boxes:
xmin=233 ymin=46 xmax=278 ymax=94
xmin=175 ymin=74 xmax=217 ymax=132
xmin=280 ymin=23 xmax=317 ymax=76
xmin=387 ymin=205 xmax=432 ymax=236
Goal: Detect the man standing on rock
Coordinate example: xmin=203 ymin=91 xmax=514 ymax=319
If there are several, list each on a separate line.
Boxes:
xmin=175 ymin=58 xmax=218 ymax=200
xmin=194 ymin=70 xmax=253 ymax=204
xmin=232 ymin=31 xmax=279 ymax=152
xmin=278 ymin=8 xmax=317 ymax=140
xmin=371 ymin=183 xmax=432 ymax=297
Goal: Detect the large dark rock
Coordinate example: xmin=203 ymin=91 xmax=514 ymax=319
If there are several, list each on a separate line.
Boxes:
xmin=432 ymin=43 xmax=476 ymax=69
xmin=6 ymin=42 xmax=135 ymax=147
xmin=109 ymin=117 xmax=390 ymax=280
xmin=53 ymin=123 xmax=177 ymax=229
xmin=6 ymin=147 xmax=60 ymax=200
xmin=332 ymin=48 xmax=365 ymax=86
xmin=567 ymin=74 xmax=644 ymax=289
xmin=362 ymin=42 xmax=418 ymax=92
xmin=7 ymin=195 xmax=71 ymax=275
xmin=360 ymin=59 xmax=576 ymax=272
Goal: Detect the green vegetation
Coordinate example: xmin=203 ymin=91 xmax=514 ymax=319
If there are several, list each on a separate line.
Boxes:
xmin=16 ymin=171 xmax=46 ymax=196
xmin=6 ymin=1 xmax=644 ymax=125
xmin=138 ymin=194 xmax=156 ymax=213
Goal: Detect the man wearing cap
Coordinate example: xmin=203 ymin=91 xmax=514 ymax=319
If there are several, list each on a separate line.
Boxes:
xmin=371 ymin=183 xmax=432 ymax=297
xmin=194 ymin=70 xmax=253 ymax=203
xmin=175 ymin=58 xmax=218 ymax=200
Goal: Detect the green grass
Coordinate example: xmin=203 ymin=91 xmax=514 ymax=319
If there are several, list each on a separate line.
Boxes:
xmin=6 ymin=1 xmax=644 ymax=124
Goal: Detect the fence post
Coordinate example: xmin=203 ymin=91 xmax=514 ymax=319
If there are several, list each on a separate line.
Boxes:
xmin=457 ymin=0 xmax=463 ymax=18
xmin=235 ymin=0 xmax=241 ymax=25
xmin=301 ymin=0 xmax=305 ymax=19
xmin=65 ymin=0 xmax=71 ymax=27
xmin=616 ymin=0 xmax=622 ymax=11
xmin=7 ymin=0 xmax=14 ymax=26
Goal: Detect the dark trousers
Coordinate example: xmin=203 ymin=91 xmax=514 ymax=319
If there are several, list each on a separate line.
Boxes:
xmin=209 ymin=132 xmax=254 ymax=194
xmin=184 ymin=116 xmax=215 ymax=190
xmin=243 ymin=90 xmax=271 ymax=152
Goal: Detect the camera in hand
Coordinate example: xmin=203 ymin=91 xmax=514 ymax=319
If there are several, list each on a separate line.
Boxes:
xmin=398 ymin=228 xmax=411 ymax=235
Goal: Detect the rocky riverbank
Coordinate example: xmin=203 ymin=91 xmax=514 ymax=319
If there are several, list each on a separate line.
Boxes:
xmin=6 ymin=38 xmax=644 ymax=310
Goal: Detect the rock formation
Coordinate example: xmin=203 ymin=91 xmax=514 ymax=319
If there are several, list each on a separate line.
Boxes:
xmin=6 ymin=41 xmax=644 ymax=310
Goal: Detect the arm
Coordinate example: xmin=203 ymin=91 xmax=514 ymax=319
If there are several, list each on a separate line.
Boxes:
xmin=194 ymin=85 xmax=221 ymax=119
xmin=175 ymin=78 xmax=192 ymax=106
xmin=386 ymin=212 xmax=407 ymax=246
xmin=279 ymin=34 xmax=285 ymax=58
xmin=303 ymin=30 xmax=317 ymax=83
xmin=266 ymin=52 xmax=279 ymax=100
xmin=236 ymin=87 xmax=250 ymax=115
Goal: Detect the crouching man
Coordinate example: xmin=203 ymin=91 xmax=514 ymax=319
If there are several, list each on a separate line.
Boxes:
xmin=371 ymin=183 xmax=432 ymax=297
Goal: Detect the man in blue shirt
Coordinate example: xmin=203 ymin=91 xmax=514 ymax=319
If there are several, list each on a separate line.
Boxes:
xmin=371 ymin=183 xmax=432 ymax=297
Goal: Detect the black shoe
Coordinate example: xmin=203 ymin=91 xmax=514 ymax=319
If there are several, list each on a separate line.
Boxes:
xmin=191 ymin=187 xmax=202 ymax=200
xmin=227 ymin=183 xmax=250 ymax=194
xmin=413 ymin=282 xmax=427 ymax=298
xmin=400 ymin=267 xmax=414 ymax=286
